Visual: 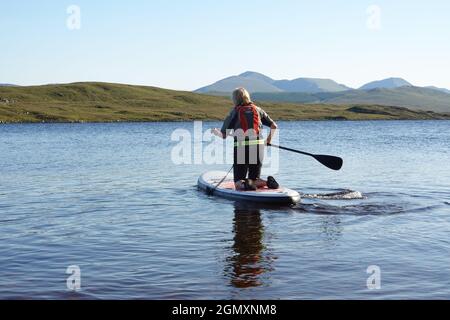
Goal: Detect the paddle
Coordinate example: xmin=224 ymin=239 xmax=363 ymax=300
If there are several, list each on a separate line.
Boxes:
xmin=267 ymin=143 xmax=343 ymax=171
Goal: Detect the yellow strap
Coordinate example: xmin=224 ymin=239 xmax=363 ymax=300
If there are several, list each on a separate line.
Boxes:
xmin=234 ymin=140 xmax=265 ymax=147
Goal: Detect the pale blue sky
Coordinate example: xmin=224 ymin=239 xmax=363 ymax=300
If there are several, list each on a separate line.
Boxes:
xmin=1 ymin=0 xmax=449 ymax=90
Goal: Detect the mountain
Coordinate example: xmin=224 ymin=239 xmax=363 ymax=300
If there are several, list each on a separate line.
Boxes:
xmin=238 ymin=71 xmax=276 ymax=84
xmin=196 ymin=72 xmax=450 ymax=113
xmin=359 ymin=78 xmax=412 ymax=90
xmin=195 ymin=72 xmax=282 ymax=94
xmin=196 ymin=71 xmax=350 ymax=94
xmin=273 ymin=78 xmax=350 ymax=93
xmin=1 ymin=82 xmax=447 ymax=123
xmin=426 ymin=86 xmax=450 ymax=94
xmin=0 ymin=83 xmax=18 ymax=87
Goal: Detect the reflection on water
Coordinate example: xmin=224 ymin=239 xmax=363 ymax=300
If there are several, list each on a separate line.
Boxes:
xmin=223 ymin=200 xmax=345 ymax=289
xmin=225 ymin=203 xmax=276 ymax=288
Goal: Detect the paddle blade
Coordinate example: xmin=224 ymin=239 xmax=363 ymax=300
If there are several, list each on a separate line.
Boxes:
xmin=313 ymin=155 xmax=343 ymax=171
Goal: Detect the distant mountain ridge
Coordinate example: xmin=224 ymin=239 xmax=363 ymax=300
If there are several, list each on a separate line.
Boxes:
xmin=0 ymin=83 xmax=18 ymax=87
xmin=196 ymin=71 xmax=350 ymax=94
xmin=197 ymin=71 xmax=450 ymax=94
xmin=195 ymin=72 xmax=450 ymax=113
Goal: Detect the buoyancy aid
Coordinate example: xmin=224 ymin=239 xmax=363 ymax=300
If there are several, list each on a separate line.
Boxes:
xmin=235 ymin=103 xmax=261 ymax=136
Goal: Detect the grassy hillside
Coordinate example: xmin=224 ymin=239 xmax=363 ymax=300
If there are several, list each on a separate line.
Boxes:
xmin=248 ymin=87 xmax=450 ymax=113
xmin=327 ymin=87 xmax=450 ymax=113
xmin=0 ymin=82 xmax=449 ymax=123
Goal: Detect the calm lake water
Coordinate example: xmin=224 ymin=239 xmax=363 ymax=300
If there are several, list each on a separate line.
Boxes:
xmin=0 ymin=120 xmax=449 ymax=299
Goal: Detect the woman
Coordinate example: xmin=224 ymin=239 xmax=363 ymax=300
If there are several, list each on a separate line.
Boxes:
xmin=212 ymin=88 xmax=279 ymax=191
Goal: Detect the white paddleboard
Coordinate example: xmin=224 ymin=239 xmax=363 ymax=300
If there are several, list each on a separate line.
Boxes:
xmin=198 ymin=171 xmax=301 ymax=205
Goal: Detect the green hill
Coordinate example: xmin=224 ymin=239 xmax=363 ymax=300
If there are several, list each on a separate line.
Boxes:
xmin=327 ymin=87 xmax=450 ymax=113
xmin=0 ymin=82 xmax=448 ymax=123
xmin=251 ymin=87 xmax=450 ymax=113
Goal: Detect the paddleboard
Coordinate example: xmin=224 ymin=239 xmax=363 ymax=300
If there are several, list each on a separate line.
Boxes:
xmin=198 ymin=171 xmax=301 ymax=205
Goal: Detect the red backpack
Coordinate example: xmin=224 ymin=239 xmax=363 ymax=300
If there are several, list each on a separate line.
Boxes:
xmin=235 ymin=103 xmax=260 ymax=136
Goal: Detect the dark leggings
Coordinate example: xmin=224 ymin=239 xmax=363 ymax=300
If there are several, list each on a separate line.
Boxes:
xmin=233 ymin=144 xmax=265 ymax=182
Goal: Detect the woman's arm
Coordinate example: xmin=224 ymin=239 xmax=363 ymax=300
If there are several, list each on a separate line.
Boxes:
xmin=257 ymin=106 xmax=277 ymax=145
xmin=266 ymin=122 xmax=278 ymax=145
xmin=212 ymin=109 xmax=236 ymax=139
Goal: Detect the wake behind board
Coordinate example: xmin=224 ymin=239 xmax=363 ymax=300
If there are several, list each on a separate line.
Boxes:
xmin=198 ymin=171 xmax=301 ymax=205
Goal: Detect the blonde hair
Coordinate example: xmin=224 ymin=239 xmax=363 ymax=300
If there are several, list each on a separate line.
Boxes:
xmin=232 ymin=88 xmax=252 ymax=106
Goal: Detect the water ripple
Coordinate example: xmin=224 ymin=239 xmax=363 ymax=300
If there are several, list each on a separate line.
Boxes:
xmin=302 ymin=189 xmax=365 ymax=200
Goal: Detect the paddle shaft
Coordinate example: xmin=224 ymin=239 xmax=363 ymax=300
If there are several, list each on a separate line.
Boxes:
xmin=268 ymin=144 xmax=314 ymax=157
xmin=268 ymin=143 xmax=343 ymax=171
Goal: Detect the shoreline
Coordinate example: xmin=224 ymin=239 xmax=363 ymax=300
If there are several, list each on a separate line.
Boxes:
xmin=2 ymin=82 xmax=449 ymax=123
xmin=1 ymin=118 xmax=450 ymax=125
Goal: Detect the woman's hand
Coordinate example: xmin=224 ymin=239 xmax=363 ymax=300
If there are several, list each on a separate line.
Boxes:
xmin=211 ymin=128 xmax=224 ymax=138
